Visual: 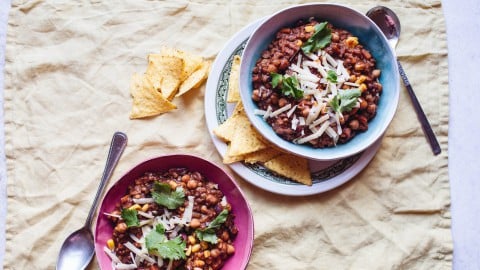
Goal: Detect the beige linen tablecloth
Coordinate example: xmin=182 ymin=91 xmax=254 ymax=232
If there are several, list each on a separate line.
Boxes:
xmin=3 ymin=0 xmax=451 ymax=269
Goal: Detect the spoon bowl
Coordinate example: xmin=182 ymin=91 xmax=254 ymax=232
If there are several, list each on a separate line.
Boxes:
xmin=56 ymin=227 xmax=95 ymax=269
xmin=56 ymin=132 xmax=127 ymax=270
xmin=366 ymin=6 xmax=441 ymax=155
xmin=366 ymin=6 xmax=401 ymax=49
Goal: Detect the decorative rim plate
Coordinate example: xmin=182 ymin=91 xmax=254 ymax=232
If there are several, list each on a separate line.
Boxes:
xmin=204 ymin=19 xmax=382 ymax=196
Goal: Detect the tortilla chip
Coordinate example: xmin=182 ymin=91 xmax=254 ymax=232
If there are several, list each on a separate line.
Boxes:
xmin=227 ymin=55 xmax=241 ymax=103
xmin=222 ymin=144 xmax=247 ymax=164
xmin=264 ymin=154 xmax=312 ymax=186
xmin=129 ymin=73 xmax=177 ymax=119
xmin=176 ymin=60 xmax=211 ymax=97
xmin=228 ymin=111 xmax=269 ymax=156
xmin=212 ymin=102 xmax=245 ymax=142
xmin=244 ymin=147 xmax=283 ymax=164
xmin=160 ymin=47 xmax=204 ymax=81
xmin=146 ymin=54 xmax=184 ymax=100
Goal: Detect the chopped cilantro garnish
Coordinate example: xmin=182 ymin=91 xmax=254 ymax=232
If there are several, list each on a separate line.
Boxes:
xmin=146 ymin=230 xmax=186 ymax=260
xmin=270 ymin=73 xmax=303 ymax=99
xmin=326 ymin=70 xmax=338 ymax=83
xmin=152 ymin=181 xmax=185 ymax=209
xmin=301 ymin=22 xmax=332 ymax=54
xmin=329 ymin=89 xmax=362 ymax=113
xmin=196 ymin=209 xmax=229 ymax=244
xmin=121 ymin=208 xmax=139 ymax=227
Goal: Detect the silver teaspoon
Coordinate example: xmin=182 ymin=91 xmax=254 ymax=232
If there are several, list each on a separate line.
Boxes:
xmin=366 ymin=6 xmax=441 ymax=155
xmin=56 ymin=131 xmax=128 ymax=270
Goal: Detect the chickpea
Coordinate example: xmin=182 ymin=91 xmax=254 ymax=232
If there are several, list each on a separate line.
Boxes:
xmin=190 ymin=218 xmax=201 ymax=229
xmin=359 ymin=99 xmax=368 ymax=109
xmin=221 ymin=231 xmax=230 ymax=241
xmin=354 ymin=62 xmax=366 ymax=71
xmin=187 ymin=180 xmax=198 ymax=189
xmin=114 ymin=222 xmax=127 ymax=233
xmin=168 ymin=180 xmax=178 ymax=190
xmin=181 ymin=174 xmax=191 ymax=182
xmin=349 ymin=119 xmax=360 ymax=130
xmin=266 ymin=64 xmax=278 ymax=73
xmin=210 ymin=248 xmax=220 ymax=258
xmin=278 ymin=98 xmax=288 ymax=108
xmin=206 ymin=194 xmax=218 ymax=205
xmin=226 ymin=244 xmax=235 ymax=255
xmin=331 ymin=32 xmax=340 ymax=42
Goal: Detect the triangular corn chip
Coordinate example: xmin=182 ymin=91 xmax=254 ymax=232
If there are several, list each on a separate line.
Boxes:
xmin=129 ymin=73 xmax=177 ymax=119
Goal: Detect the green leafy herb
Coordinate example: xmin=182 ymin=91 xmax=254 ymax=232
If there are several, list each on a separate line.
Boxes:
xmin=271 ymin=72 xmax=283 ymax=88
xmin=270 ymin=73 xmax=303 ymax=99
xmin=196 ymin=209 xmax=229 ymax=244
xmin=121 ymin=208 xmax=139 ymax=227
xmin=152 ymin=181 xmax=185 ymax=209
xmin=145 ymin=230 xmax=186 ymax=260
xmin=326 ymin=70 xmax=338 ymax=83
xmin=329 ymin=89 xmax=362 ymax=113
xmin=301 ymin=22 xmax=332 ymax=54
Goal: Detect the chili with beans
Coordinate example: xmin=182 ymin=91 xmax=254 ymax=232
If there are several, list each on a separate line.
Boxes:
xmin=252 ymin=19 xmax=383 ymax=148
xmin=104 ymin=168 xmax=238 ymax=270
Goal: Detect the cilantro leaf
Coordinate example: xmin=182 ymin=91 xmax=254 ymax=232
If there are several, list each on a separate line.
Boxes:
xmin=146 ymin=231 xmax=186 ymax=260
xmin=152 ymin=181 xmax=185 ymax=209
xmin=270 ymin=73 xmax=303 ymax=99
xmin=326 ymin=70 xmax=337 ymax=83
xmin=301 ymin=22 xmax=332 ymax=54
xmin=121 ymin=208 xmax=139 ymax=227
xmin=208 ymin=209 xmax=229 ymax=229
xmin=196 ymin=209 xmax=229 ymax=244
xmin=329 ymin=89 xmax=362 ymax=113
xmin=196 ymin=228 xmax=217 ymax=244
xmin=154 ymin=223 xmax=165 ymax=234
xmin=271 ymin=72 xmax=283 ymax=88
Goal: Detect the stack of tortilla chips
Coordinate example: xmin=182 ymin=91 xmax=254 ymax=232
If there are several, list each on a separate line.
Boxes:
xmin=130 ymin=47 xmax=211 ymax=119
xmin=213 ymin=55 xmax=312 ymax=186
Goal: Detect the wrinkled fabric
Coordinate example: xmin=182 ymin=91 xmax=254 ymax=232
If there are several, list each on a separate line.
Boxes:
xmin=3 ymin=0 xmax=451 ymax=269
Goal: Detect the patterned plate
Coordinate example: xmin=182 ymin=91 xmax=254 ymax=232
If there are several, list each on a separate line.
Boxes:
xmin=205 ymin=19 xmax=382 ymax=196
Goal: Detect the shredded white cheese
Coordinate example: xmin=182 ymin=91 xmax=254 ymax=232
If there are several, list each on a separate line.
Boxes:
xmin=295 ymin=121 xmax=331 ymax=144
xmin=269 ymin=103 xmax=292 ymax=118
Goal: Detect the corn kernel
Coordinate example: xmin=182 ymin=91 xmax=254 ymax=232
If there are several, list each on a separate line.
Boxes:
xmin=345 ymin=36 xmax=359 ymax=48
xmin=204 ymin=250 xmax=211 ymax=258
xmin=107 ymin=239 xmax=115 ymax=250
xmin=188 ymin=235 xmax=196 ymax=245
xmin=355 ymin=75 xmax=367 ymax=84
xmin=304 ymin=25 xmax=315 ymax=32
xmin=192 ymin=244 xmax=201 ymax=253
xmin=296 ymin=40 xmax=303 ymax=46
xmin=141 ymin=204 xmax=149 ymax=212
xmin=359 ymin=83 xmax=367 ymax=92
xmin=129 ymin=204 xmax=141 ymax=211
xmin=186 ymin=245 xmax=192 ymax=256
xmin=200 ymin=241 xmax=209 ymax=250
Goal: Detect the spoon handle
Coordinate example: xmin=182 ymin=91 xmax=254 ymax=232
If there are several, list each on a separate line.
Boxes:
xmin=397 ymin=61 xmax=441 ymax=155
xmin=85 ymin=132 xmax=128 ymax=228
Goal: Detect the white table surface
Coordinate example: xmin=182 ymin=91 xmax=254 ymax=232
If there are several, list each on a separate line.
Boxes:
xmin=1 ymin=0 xmax=479 ymax=269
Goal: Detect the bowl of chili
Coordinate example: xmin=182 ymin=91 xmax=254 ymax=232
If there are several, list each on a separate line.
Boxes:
xmin=239 ymin=3 xmax=399 ymax=161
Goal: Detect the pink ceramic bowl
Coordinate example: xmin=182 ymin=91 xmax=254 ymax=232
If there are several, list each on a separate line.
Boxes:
xmin=94 ymin=154 xmax=254 ymax=269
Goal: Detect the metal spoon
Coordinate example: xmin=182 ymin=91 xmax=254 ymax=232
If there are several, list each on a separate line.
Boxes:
xmin=56 ymin=132 xmax=128 ymax=270
xmin=366 ymin=6 xmax=441 ymax=155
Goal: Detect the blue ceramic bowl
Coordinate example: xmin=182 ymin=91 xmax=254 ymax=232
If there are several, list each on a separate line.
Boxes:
xmin=239 ymin=3 xmax=399 ymax=161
